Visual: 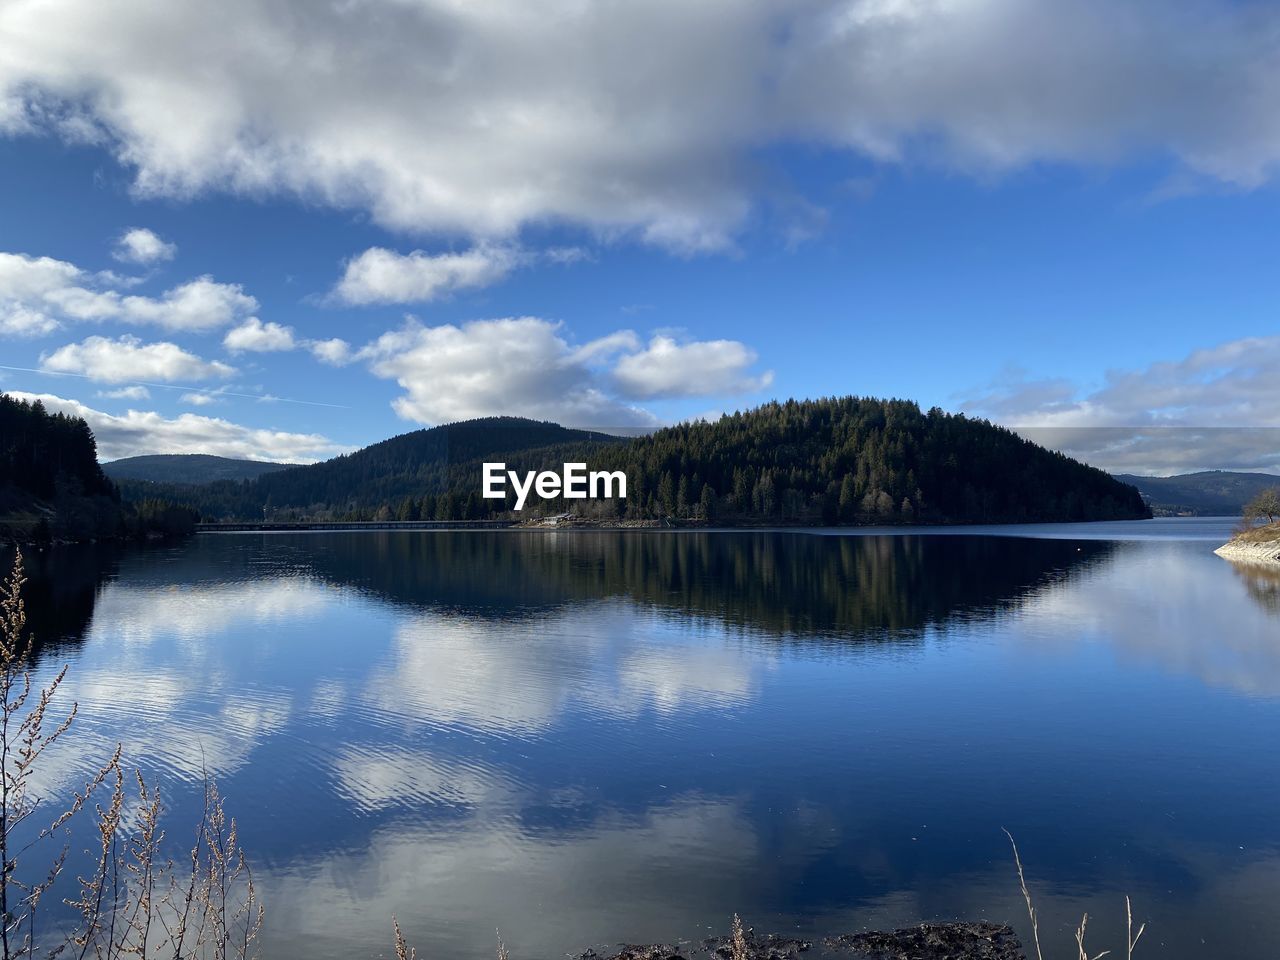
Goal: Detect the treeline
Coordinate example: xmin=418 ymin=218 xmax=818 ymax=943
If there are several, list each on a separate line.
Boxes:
xmin=585 ymin=398 xmax=1149 ymax=524
xmin=1 ymin=394 xmax=198 ymax=542
xmin=122 ymin=399 xmax=1149 ymax=525
xmin=1 ymin=393 xmax=115 ymax=500
xmin=113 ymin=418 xmax=621 ymax=520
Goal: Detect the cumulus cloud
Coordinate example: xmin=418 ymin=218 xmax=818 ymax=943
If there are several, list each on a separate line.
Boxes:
xmin=40 ymin=335 xmax=235 ymax=383
xmin=356 ymin=318 xmax=656 ymax=428
xmin=354 ymin=317 xmax=770 ymax=428
xmin=0 ymin=252 xmax=80 ymax=299
xmin=7 ymin=391 xmax=346 ymax=462
xmin=961 ymin=336 xmax=1280 ymax=474
xmin=112 ymin=227 xmax=176 ymax=264
xmin=98 ymin=385 xmax=151 ymax=400
xmin=612 ymin=335 xmax=773 ymax=399
xmin=333 ymin=245 xmax=521 ymax=305
xmin=308 ymin=338 xmax=351 ymax=366
xmin=111 ymin=277 xmax=257 ymax=332
xmin=1 ymin=304 xmax=58 ymax=337
xmin=1 ymin=250 xmax=258 ymax=333
xmin=223 ymin=317 xmax=296 ymax=353
xmin=6 ymin=1 xmax=1280 ymax=248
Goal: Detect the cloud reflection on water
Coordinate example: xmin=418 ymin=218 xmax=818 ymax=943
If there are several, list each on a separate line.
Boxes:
xmin=19 ymin=528 xmax=1280 ymax=960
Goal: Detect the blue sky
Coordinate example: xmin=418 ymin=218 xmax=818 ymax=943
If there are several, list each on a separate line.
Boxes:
xmin=2 ymin=0 xmax=1278 ymax=473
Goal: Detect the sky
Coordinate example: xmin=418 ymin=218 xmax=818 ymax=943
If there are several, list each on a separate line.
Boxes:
xmin=1 ymin=0 xmax=1279 ymax=474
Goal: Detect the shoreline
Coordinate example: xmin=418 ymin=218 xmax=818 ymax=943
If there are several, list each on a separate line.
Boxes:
xmin=187 ymin=514 xmax=1157 ymax=535
xmin=1215 ymin=521 xmax=1280 ymax=564
xmin=582 ymin=921 xmax=1024 ymax=960
xmin=1215 ymin=539 xmax=1280 ymax=564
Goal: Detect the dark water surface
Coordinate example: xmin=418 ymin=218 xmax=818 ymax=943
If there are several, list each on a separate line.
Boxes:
xmin=10 ymin=519 xmax=1280 ymax=959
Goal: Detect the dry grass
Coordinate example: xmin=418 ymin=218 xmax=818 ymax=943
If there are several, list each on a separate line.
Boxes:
xmin=1 ymin=551 xmax=262 ymax=960
xmin=392 ymin=918 xmax=416 ymax=960
xmin=1006 ymin=829 xmax=1144 ymax=960
xmin=1232 ymin=520 xmax=1280 ymax=543
xmin=731 ymin=914 xmax=748 ymax=960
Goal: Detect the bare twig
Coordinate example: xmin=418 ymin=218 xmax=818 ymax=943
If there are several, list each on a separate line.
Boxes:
xmin=1002 ymin=829 xmax=1044 ymax=960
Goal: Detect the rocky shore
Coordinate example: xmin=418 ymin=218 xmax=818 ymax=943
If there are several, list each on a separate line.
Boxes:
xmin=1215 ymin=522 xmax=1280 ymax=564
xmin=583 ymin=922 xmax=1025 ymax=960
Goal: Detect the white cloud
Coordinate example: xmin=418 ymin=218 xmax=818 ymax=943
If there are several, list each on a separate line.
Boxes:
xmin=333 ymin=244 xmax=521 ymax=305
xmin=40 ymin=335 xmax=235 ymax=383
xmin=1 ymin=250 xmax=258 ymax=333
xmin=0 ymin=304 xmax=58 ymax=337
xmin=354 ymin=317 xmax=770 ymax=428
xmin=7 ymin=391 xmax=346 ymax=462
xmin=112 ymin=276 xmax=257 ymax=332
xmin=961 ymin=335 xmax=1280 ymax=474
xmin=0 ymin=252 xmax=81 ymax=299
xmin=612 ymin=334 xmax=774 ymax=399
xmin=0 ymin=254 xmax=73 ymax=335
xmin=112 ymin=227 xmax=176 ymax=264
xmin=357 ymin=317 xmax=655 ymax=429
xmin=223 ymin=317 xmax=296 ymax=352
xmin=98 ymin=385 xmax=150 ymax=400
xmin=308 ymin=338 xmax=351 ymax=366
xmin=7 ymin=1 xmax=1279 ymax=249
xmin=179 ymin=391 xmax=220 ymax=407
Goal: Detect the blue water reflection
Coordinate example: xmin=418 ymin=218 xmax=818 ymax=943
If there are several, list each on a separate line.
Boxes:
xmin=12 ymin=520 xmax=1280 ymax=959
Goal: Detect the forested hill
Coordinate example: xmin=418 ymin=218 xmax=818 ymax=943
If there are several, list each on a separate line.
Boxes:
xmin=103 ymin=454 xmax=301 ymax=485
xmin=249 ymin=417 xmax=623 ymax=508
xmin=128 ymin=398 xmax=1149 ymax=525
xmin=588 ymin=398 xmax=1148 ymax=524
xmin=2 ymin=393 xmax=115 ymax=500
xmin=113 ymin=417 xmax=624 ymax=519
xmin=1 ymin=393 xmax=200 ymax=542
xmin=1115 ymin=470 xmax=1280 ymax=516
xmin=1 ymin=393 xmax=121 ymax=539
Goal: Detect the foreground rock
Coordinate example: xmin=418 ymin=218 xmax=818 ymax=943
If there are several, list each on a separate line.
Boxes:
xmin=584 ymin=922 xmax=1024 ymax=960
xmin=1215 ymin=523 xmax=1280 ymax=565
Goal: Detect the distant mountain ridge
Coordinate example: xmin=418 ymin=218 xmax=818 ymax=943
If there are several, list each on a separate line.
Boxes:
xmin=104 ymin=454 xmax=301 ymax=485
xmin=113 ymin=401 xmax=1149 ymax=525
xmin=1114 ymin=470 xmax=1280 ymax=516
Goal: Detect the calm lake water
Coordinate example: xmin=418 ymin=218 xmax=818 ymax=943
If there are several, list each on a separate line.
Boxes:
xmin=9 ymin=519 xmax=1280 ymax=959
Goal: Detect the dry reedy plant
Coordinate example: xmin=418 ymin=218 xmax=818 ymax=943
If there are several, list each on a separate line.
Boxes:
xmin=392 ymin=917 xmax=416 ymax=960
xmin=1 ymin=552 xmax=262 ymax=960
xmin=1005 ymin=829 xmax=1145 ymax=960
xmin=730 ymin=914 xmax=748 ymax=960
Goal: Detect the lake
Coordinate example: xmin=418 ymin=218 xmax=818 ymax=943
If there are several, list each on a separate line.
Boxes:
xmin=8 ymin=518 xmax=1280 ymax=959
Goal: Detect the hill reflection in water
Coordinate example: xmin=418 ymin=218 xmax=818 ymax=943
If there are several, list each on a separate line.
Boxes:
xmin=117 ymin=530 xmax=1115 ymax=640
xmin=15 ymin=525 xmax=1280 ymax=960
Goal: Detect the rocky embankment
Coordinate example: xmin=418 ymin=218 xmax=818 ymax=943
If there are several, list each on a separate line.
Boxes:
xmin=1215 ymin=522 xmax=1280 ymax=564
xmin=584 ymin=922 xmax=1025 ymax=960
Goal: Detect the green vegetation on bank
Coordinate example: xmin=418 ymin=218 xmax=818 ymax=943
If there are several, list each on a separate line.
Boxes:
xmin=1 ymin=394 xmax=197 ymax=542
xmin=115 ymin=397 xmax=1149 ymax=525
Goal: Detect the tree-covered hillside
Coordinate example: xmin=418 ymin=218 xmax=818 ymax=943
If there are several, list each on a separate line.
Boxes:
xmin=1 ymin=393 xmax=123 ymax=540
xmin=115 ymin=417 xmax=624 ymax=519
xmin=1 ymin=393 xmax=198 ymax=542
xmin=127 ymin=398 xmax=1149 ymax=525
xmin=1 ymin=393 xmax=115 ymax=501
xmin=104 ymin=454 xmax=301 ymax=485
xmin=1115 ymin=470 xmax=1280 ymax=516
xmin=582 ymin=397 xmax=1148 ymax=524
